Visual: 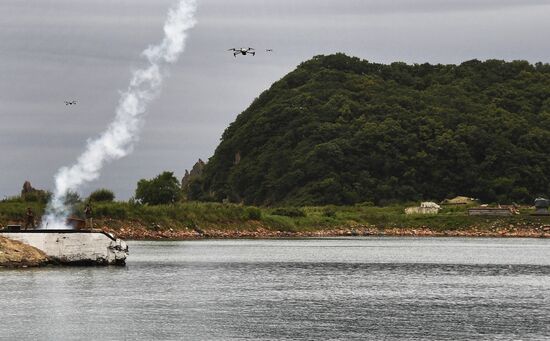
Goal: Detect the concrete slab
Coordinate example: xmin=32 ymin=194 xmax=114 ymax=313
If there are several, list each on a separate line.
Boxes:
xmin=0 ymin=230 xmax=128 ymax=265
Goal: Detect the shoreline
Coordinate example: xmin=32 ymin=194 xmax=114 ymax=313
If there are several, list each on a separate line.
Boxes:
xmin=4 ymin=202 xmax=550 ymax=242
xmin=106 ymin=226 xmax=550 ymax=241
xmin=2 ymin=226 xmax=548 ymax=268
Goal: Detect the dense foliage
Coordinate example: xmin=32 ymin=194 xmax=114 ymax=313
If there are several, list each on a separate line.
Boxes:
xmin=63 ymin=190 xmax=81 ymax=206
xmin=21 ymin=191 xmax=52 ymax=204
xmin=192 ymin=54 xmax=550 ymax=205
xmin=88 ymin=188 xmax=115 ymax=202
xmin=135 ymin=172 xmax=182 ymax=205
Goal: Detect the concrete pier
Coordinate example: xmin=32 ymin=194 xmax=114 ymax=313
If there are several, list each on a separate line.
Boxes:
xmin=0 ymin=230 xmax=128 ymax=265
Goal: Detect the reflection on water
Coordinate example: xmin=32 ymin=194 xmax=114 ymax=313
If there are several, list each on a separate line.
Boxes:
xmin=1 ymin=237 xmax=550 ymax=340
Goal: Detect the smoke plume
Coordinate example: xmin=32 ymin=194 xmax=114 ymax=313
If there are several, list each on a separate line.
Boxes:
xmin=42 ymin=0 xmax=197 ymax=229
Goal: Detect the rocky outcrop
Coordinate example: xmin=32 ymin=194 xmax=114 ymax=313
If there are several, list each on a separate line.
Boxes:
xmin=182 ymin=159 xmax=206 ymax=195
xmin=0 ymin=236 xmax=49 ymax=268
xmin=20 ymin=180 xmax=49 ymax=202
xmin=21 ymin=181 xmax=36 ymax=195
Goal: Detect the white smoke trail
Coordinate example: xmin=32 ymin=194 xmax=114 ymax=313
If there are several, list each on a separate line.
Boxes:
xmin=42 ymin=0 xmax=197 ymax=229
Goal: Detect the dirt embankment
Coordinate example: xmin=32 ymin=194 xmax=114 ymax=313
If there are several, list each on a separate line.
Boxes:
xmin=0 ymin=236 xmax=49 ymax=268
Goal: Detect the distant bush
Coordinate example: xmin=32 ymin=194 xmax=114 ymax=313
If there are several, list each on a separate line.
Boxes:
xmin=89 ymin=189 xmax=115 ymax=202
xmin=271 ymin=207 xmax=306 ymax=217
xmin=22 ymin=191 xmax=52 ymax=204
xmin=0 ymin=200 xmax=45 ymax=223
xmin=246 ymin=207 xmax=262 ymax=220
xmin=262 ymin=215 xmax=297 ymax=232
xmin=356 ymin=201 xmax=375 ymax=207
xmin=1 ymin=196 xmax=24 ymax=203
xmin=323 ymin=207 xmax=336 ymax=218
xmin=128 ymin=196 xmax=141 ymax=207
xmin=4 ymin=192 xmax=52 ymax=204
xmin=92 ymin=203 xmax=128 ymax=219
xmin=63 ymin=191 xmax=81 ymax=206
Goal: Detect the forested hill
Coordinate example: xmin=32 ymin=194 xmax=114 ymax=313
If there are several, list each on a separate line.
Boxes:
xmin=190 ymin=54 xmax=550 ymax=205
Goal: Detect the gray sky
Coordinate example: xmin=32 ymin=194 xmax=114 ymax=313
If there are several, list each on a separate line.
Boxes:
xmin=2 ymin=0 xmax=550 ymax=200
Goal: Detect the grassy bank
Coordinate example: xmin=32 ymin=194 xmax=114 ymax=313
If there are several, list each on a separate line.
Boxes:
xmin=1 ymin=200 xmax=550 ymax=238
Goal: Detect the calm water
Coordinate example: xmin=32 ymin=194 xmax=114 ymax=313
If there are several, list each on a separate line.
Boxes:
xmin=1 ymin=237 xmax=550 ymax=340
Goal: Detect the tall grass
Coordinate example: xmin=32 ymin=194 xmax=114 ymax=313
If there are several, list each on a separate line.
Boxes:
xmin=0 ymin=202 xmax=45 ymax=223
xmin=0 ymin=200 xmax=546 ymax=231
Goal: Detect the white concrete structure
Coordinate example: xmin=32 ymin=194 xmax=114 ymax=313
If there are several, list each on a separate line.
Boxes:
xmin=421 ymin=202 xmax=441 ymax=210
xmin=404 ymin=201 xmax=442 ymax=215
xmin=0 ymin=231 xmax=128 ymax=265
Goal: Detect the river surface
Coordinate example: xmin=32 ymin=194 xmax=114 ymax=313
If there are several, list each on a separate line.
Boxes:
xmin=1 ymin=237 xmax=550 ymax=340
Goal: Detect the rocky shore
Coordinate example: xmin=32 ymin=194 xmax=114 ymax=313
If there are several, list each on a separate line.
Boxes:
xmin=104 ymin=223 xmax=550 ymax=240
xmin=0 ymin=236 xmax=49 ymax=268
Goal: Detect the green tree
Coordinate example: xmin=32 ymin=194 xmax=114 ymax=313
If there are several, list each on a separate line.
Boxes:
xmin=88 ymin=188 xmax=115 ymax=202
xmin=135 ymin=172 xmax=182 ymax=205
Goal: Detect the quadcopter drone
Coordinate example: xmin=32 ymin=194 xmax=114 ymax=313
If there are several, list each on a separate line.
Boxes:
xmin=228 ymin=47 xmax=255 ymax=57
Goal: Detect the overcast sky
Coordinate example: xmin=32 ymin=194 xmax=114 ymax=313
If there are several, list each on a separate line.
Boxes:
xmin=2 ymin=0 xmax=550 ymax=199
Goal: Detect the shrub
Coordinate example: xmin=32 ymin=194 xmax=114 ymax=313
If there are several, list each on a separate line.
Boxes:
xmin=271 ymin=207 xmax=306 ymax=217
xmin=246 ymin=207 xmax=262 ymax=220
xmin=64 ymin=191 xmax=81 ymax=205
xmin=92 ymin=203 xmax=128 ymax=219
xmin=323 ymin=207 xmax=336 ymax=218
xmin=22 ymin=191 xmax=52 ymax=204
xmin=89 ymin=188 xmax=115 ymax=202
xmin=2 ymin=195 xmax=24 ymax=203
xmin=262 ymin=214 xmax=298 ymax=232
